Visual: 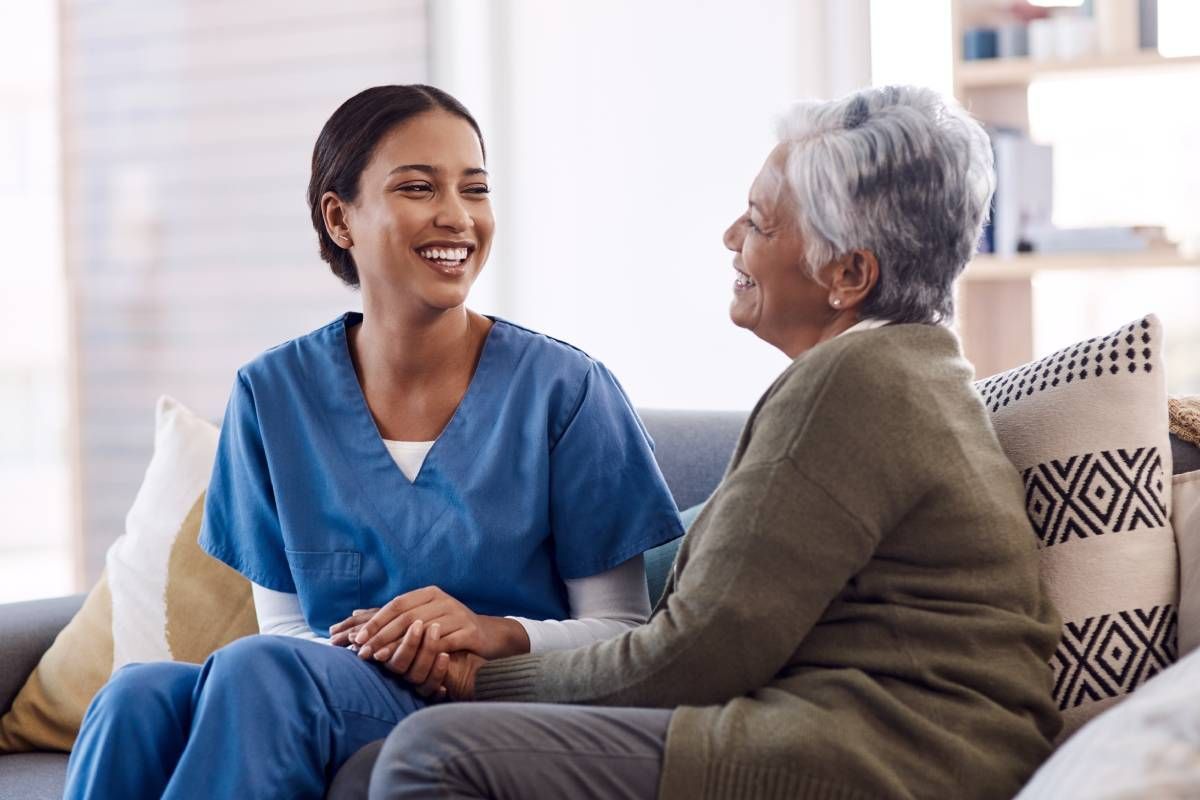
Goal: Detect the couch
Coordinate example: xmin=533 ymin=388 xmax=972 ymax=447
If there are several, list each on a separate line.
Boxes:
xmin=2 ymin=411 xmax=1198 ymax=800
xmin=0 ymin=409 xmax=748 ymax=799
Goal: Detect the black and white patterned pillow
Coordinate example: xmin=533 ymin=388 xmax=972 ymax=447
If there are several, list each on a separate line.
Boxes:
xmin=975 ymin=315 xmax=1177 ymax=743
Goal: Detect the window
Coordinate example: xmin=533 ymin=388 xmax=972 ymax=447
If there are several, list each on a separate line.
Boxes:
xmin=0 ymin=2 xmax=72 ymax=602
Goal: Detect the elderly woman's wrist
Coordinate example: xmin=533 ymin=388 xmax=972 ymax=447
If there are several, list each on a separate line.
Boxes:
xmin=472 ymin=654 xmax=543 ymax=702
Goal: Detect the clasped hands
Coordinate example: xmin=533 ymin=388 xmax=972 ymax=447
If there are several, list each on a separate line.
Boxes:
xmin=329 ymin=585 xmax=513 ymax=701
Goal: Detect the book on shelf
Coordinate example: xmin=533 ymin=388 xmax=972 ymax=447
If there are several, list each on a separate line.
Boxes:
xmin=982 ymin=129 xmax=1053 ymax=259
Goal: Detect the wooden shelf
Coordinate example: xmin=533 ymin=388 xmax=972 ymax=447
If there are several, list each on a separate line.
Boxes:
xmin=962 ymin=250 xmax=1200 ymax=281
xmin=957 ymin=51 xmax=1200 ymax=90
xmin=948 ymin=0 xmax=1200 ymax=378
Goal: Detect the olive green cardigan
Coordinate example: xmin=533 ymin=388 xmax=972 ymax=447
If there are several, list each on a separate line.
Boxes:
xmin=475 ymin=324 xmax=1062 ymax=799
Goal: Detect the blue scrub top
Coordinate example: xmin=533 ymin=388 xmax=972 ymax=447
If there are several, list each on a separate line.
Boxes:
xmin=199 ymin=313 xmax=683 ymax=635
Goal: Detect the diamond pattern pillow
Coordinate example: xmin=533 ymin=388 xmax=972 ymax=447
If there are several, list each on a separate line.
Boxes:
xmin=975 ymin=314 xmax=1176 ymax=743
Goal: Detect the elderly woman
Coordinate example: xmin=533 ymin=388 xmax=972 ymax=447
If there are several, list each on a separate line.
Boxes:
xmin=352 ymin=85 xmax=1062 ymax=800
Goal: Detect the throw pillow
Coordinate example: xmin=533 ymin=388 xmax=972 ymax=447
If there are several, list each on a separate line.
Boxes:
xmin=1169 ymin=395 xmax=1200 ymax=447
xmin=644 ymin=503 xmax=703 ymax=603
xmin=0 ymin=396 xmax=258 ymax=753
xmin=1175 ymin=469 xmax=1200 ymax=657
xmin=975 ymin=314 xmax=1176 ymax=742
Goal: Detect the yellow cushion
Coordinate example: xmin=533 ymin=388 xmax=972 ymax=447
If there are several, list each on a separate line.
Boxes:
xmin=0 ymin=396 xmax=257 ymax=752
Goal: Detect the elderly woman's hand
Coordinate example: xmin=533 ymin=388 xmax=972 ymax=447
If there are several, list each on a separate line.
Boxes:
xmin=440 ymin=649 xmax=485 ymax=701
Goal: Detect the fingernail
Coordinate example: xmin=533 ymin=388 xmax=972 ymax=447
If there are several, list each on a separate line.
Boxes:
xmin=354 ymin=630 xmax=367 ymax=644
xmin=360 ymin=645 xmax=373 ymax=659
xmin=374 ymin=649 xmax=388 ymax=661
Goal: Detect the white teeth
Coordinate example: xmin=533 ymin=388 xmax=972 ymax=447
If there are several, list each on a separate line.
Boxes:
xmin=734 ymin=268 xmax=756 ymax=288
xmin=418 ymin=246 xmax=469 ymax=262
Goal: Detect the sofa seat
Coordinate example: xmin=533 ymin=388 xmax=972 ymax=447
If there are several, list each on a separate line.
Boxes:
xmin=0 ymin=752 xmax=68 ymax=799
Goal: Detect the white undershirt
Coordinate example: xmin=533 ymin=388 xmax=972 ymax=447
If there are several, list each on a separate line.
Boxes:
xmin=251 ymin=438 xmax=652 ymax=653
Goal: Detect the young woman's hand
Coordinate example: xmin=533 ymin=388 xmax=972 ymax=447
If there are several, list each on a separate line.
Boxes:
xmin=378 ymin=619 xmax=452 ymax=698
xmin=328 ymin=585 xmax=530 ymax=660
xmin=332 ymin=615 xmax=483 ymax=701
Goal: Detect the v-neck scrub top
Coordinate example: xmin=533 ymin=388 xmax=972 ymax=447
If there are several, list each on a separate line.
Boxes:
xmin=199 ymin=313 xmax=683 ymax=636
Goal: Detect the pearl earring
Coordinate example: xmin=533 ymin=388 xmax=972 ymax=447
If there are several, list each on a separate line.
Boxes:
xmin=831 ymin=297 xmax=841 ymax=308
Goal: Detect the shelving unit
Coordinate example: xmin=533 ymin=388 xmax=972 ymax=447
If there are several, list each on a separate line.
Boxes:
xmin=950 ymin=0 xmax=1200 ymax=378
xmin=963 ymin=251 xmax=1200 ymax=281
xmin=956 ymin=51 xmax=1200 ymax=90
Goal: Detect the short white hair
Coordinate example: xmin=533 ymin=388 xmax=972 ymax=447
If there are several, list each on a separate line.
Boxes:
xmin=774 ymin=85 xmax=995 ymax=324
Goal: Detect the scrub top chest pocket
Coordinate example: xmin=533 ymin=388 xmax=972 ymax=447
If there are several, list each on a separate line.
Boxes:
xmin=284 ymin=549 xmax=362 ymax=634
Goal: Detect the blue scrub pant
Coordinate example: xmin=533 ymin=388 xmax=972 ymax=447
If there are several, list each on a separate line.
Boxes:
xmin=64 ymin=634 xmax=424 ymax=800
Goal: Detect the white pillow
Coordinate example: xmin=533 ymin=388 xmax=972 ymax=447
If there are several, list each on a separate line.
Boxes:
xmin=1016 ymin=641 xmax=1200 ymax=799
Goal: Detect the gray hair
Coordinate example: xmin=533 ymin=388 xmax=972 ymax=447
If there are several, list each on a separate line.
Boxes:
xmin=773 ymin=85 xmax=994 ymax=324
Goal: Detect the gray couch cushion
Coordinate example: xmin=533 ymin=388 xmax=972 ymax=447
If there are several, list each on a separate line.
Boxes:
xmin=0 ymin=752 xmax=69 ymax=800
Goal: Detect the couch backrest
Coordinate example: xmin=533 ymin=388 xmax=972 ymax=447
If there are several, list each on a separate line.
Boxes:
xmin=638 ymin=409 xmax=747 ymax=511
xmin=641 ymin=417 xmax=1200 ymax=515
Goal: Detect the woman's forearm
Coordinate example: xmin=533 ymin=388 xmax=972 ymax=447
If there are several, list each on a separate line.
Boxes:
xmin=506 ymin=556 xmax=652 ymax=653
xmin=473 ymin=460 xmax=880 ymax=708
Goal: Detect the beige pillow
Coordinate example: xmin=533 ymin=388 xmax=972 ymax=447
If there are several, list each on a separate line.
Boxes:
xmin=1175 ymin=470 xmax=1200 ymax=657
xmin=0 ymin=396 xmax=257 ymax=752
xmin=975 ymin=314 xmax=1177 ymax=743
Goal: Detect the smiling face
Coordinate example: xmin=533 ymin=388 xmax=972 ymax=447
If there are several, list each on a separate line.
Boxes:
xmin=340 ymin=109 xmax=494 ymax=315
xmin=723 ymin=145 xmax=836 ymax=357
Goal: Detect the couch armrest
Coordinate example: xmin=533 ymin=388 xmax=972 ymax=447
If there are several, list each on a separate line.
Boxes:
xmin=0 ymin=595 xmax=85 ymax=717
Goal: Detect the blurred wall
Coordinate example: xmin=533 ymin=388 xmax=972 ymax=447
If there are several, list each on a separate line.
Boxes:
xmin=430 ymin=0 xmax=872 ymax=411
xmin=63 ymin=0 xmax=427 ymax=584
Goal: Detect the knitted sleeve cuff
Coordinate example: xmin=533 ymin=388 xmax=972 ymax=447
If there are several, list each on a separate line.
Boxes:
xmin=473 ymin=654 xmax=543 ymax=702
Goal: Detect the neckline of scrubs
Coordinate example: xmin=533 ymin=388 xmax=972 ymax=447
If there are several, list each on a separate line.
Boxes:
xmin=332 ymin=311 xmax=502 ymax=488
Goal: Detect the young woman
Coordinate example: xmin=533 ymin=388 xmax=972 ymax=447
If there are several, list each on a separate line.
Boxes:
xmin=63 ymin=85 xmax=682 ymax=800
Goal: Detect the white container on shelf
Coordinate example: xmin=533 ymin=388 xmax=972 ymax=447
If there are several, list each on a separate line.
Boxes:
xmin=1029 ymin=18 xmax=1058 ymax=61
xmin=1054 ymin=15 xmax=1097 ymax=61
xmin=1094 ymin=0 xmax=1140 ymax=55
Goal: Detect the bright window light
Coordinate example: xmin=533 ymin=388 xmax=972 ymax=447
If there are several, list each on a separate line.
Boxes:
xmin=869 ymin=0 xmax=953 ymax=99
xmin=1159 ymin=0 xmax=1200 ymax=57
xmin=1028 ymin=68 xmax=1200 ymax=249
